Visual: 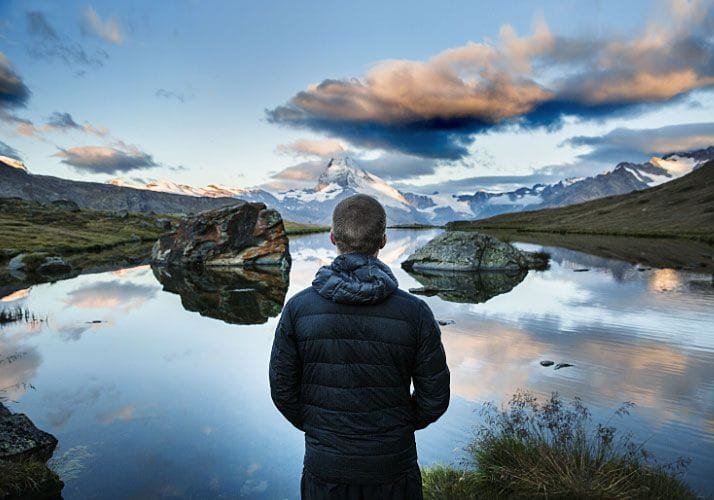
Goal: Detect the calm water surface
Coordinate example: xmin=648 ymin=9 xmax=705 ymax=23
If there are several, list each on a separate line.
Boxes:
xmin=1 ymin=229 xmax=713 ymax=498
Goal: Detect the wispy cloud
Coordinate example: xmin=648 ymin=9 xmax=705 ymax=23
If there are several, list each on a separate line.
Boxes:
xmin=54 ymin=143 xmax=159 ymax=175
xmin=26 ymin=11 xmax=108 ymax=72
xmin=563 ymin=122 xmax=714 ymax=162
xmin=0 ymin=140 xmax=22 ymax=160
xmin=81 ymin=6 xmax=124 ymax=45
xmin=267 ymin=0 xmax=714 ymax=160
xmin=45 ymin=111 xmax=108 ymax=136
xmin=275 ymin=138 xmax=346 ymax=159
xmin=155 ymin=88 xmax=189 ymax=103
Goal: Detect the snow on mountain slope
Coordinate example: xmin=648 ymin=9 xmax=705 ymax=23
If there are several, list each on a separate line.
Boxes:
xmin=0 ymin=155 xmax=27 ymax=172
xmin=101 ymin=147 xmax=713 ymax=225
xmin=108 ymin=178 xmax=253 ymax=198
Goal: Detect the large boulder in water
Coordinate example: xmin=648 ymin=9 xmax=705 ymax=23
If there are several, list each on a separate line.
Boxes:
xmin=402 ymin=231 xmax=541 ymax=272
xmin=151 ymin=202 xmax=291 ymax=269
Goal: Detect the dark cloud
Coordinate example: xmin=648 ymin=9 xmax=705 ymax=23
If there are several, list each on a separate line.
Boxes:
xmin=563 ymin=122 xmax=714 ymax=163
xmin=26 ymin=11 xmax=108 ymax=72
xmin=0 ymin=53 xmax=31 ymax=110
xmin=267 ymin=2 xmax=714 ymax=160
xmin=360 ymin=153 xmax=438 ymax=180
xmin=0 ymin=140 xmax=21 ymax=160
xmin=46 ymin=111 xmax=81 ymax=130
xmin=53 ymin=144 xmax=159 ymax=175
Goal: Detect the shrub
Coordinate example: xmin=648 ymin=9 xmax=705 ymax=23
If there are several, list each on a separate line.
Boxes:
xmin=423 ymin=391 xmax=696 ymax=499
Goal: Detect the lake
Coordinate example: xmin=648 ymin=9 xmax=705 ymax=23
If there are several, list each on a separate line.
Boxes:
xmin=1 ymin=229 xmax=713 ymax=498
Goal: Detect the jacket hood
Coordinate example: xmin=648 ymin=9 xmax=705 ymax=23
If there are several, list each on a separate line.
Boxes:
xmin=312 ymin=253 xmax=398 ymax=305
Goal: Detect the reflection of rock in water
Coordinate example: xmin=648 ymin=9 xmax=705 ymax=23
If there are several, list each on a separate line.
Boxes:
xmin=408 ymin=269 xmax=527 ymax=304
xmin=152 ymin=266 xmax=289 ymax=325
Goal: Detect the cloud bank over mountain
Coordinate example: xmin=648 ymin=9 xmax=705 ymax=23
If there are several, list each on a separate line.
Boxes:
xmin=267 ymin=0 xmax=714 ymax=160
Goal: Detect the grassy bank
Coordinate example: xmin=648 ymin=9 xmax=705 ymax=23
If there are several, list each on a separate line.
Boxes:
xmin=0 ymin=198 xmax=170 ymax=261
xmin=423 ymin=392 xmax=696 ymax=499
xmin=284 ymin=221 xmax=330 ymax=235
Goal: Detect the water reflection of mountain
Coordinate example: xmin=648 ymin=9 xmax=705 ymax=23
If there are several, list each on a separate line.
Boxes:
xmin=407 ymin=268 xmax=527 ymax=304
xmin=152 ymin=266 xmax=289 ymax=325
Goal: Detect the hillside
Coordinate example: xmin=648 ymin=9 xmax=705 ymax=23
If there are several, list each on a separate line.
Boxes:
xmin=0 ymin=159 xmax=241 ymax=214
xmin=449 ymin=160 xmax=714 ymax=242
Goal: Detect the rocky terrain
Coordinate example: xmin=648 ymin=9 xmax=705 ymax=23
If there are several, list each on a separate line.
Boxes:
xmin=0 ymin=403 xmax=63 ymax=498
xmin=402 ymin=231 xmax=549 ymax=272
xmin=151 ymin=202 xmax=291 ymax=269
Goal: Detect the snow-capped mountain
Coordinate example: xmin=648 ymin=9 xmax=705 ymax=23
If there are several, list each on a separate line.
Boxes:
xmin=96 ymin=146 xmax=713 ymax=225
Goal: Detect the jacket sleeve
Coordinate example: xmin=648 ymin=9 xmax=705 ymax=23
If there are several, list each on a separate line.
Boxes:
xmin=269 ymin=304 xmax=303 ymax=430
xmin=411 ymin=301 xmax=450 ymax=430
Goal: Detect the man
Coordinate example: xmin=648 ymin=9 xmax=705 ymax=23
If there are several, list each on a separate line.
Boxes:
xmin=269 ymin=194 xmax=450 ymax=499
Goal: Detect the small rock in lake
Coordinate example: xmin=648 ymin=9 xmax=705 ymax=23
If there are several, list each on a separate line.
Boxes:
xmin=554 ymin=363 xmax=574 ymax=370
xmin=87 ymin=320 xmax=103 ymax=324
xmin=573 ymin=268 xmax=590 ymax=272
xmin=636 ymin=267 xmax=651 ymax=272
xmin=540 ymin=360 xmax=554 ymax=367
xmin=437 ymin=319 xmax=455 ymax=326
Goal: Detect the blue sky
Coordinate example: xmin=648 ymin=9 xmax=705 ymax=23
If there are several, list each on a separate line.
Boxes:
xmin=0 ymin=0 xmax=712 ymax=193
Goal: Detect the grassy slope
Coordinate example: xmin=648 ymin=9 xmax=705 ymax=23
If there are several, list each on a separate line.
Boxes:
xmin=283 ymin=220 xmax=330 ymax=235
xmin=0 ymin=198 xmax=167 ymax=260
xmin=449 ymin=160 xmax=714 ymax=242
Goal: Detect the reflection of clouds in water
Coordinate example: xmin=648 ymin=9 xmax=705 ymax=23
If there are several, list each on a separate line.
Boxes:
xmin=246 ymin=463 xmax=261 ymax=475
xmin=443 ymin=312 xmax=714 ymax=427
xmin=96 ymin=404 xmax=135 ymax=424
xmin=45 ymin=383 xmax=118 ymax=429
xmin=0 ymin=287 xmax=32 ymax=302
xmin=0 ymin=327 xmax=43 ymax=401
xmin=65 ymin=280 xmax=158 ymax=311
xmin=649 ymin=269 xmax=683 ymax=292
xmin=111 ymin=265 xmax=150 ymax=278
xmin=55 ymin=320 xmax=109 ymax=342
xmin=443 ymin=325 xmax=546 ymax=401
xmin=470 ymin=270 xmax=714 ymax=347
xmin=240 ymin=478 xmax=268 ymax=496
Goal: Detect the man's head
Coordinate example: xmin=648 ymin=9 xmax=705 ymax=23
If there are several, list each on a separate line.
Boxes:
xmin=330 ymin=194 xmax=387 ymax=256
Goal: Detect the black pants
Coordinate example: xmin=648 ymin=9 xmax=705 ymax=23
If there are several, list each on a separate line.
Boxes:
xmin=301 ymin=465 xmax=423 ymax=500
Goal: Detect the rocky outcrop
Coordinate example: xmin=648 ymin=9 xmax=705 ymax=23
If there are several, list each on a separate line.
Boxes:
xmin=151 ymin=202 xmax=291 ymax=269
xmin=0 ymin=403 xmax=63 ymax=498
xmin=407 ymin=268 xmax=527 ymax=304
xmin=152 ymin=265 xmax=289 ymax=325
xmin=7 ymin=254 xmax=72 ymax=280
xmin=402 ymin=231 xmax=546 ymax=272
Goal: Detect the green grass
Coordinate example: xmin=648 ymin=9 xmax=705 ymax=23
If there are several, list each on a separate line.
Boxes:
xmin=283 ymin=220 xmax=330 ymax=235
xmin=423 ymin=391 xmax=696 ymax=499
xmin=0 ymin=198 xmax=171 ymax=260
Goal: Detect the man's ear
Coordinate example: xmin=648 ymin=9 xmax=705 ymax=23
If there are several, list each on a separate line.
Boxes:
xmin=380 ymin=234 xmax=387 ymax=249
xmin=329 ymin=230 xmax=337 ymax=247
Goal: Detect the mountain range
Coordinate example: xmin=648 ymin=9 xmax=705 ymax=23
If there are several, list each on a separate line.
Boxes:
xmin=1 ymin=147 xmax=712 ymax=225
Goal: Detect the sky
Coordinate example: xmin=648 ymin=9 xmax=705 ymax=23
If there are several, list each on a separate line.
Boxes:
xmin=0 ymin=0 xmax=713 ymax=194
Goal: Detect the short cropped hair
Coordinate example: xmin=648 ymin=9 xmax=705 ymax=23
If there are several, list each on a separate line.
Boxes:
xmin=332 ymin=194 xmax=386 ymax=255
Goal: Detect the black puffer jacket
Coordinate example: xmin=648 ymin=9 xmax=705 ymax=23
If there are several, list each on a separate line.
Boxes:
xmin=269 ymin=253 xmax=450 ymax=484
